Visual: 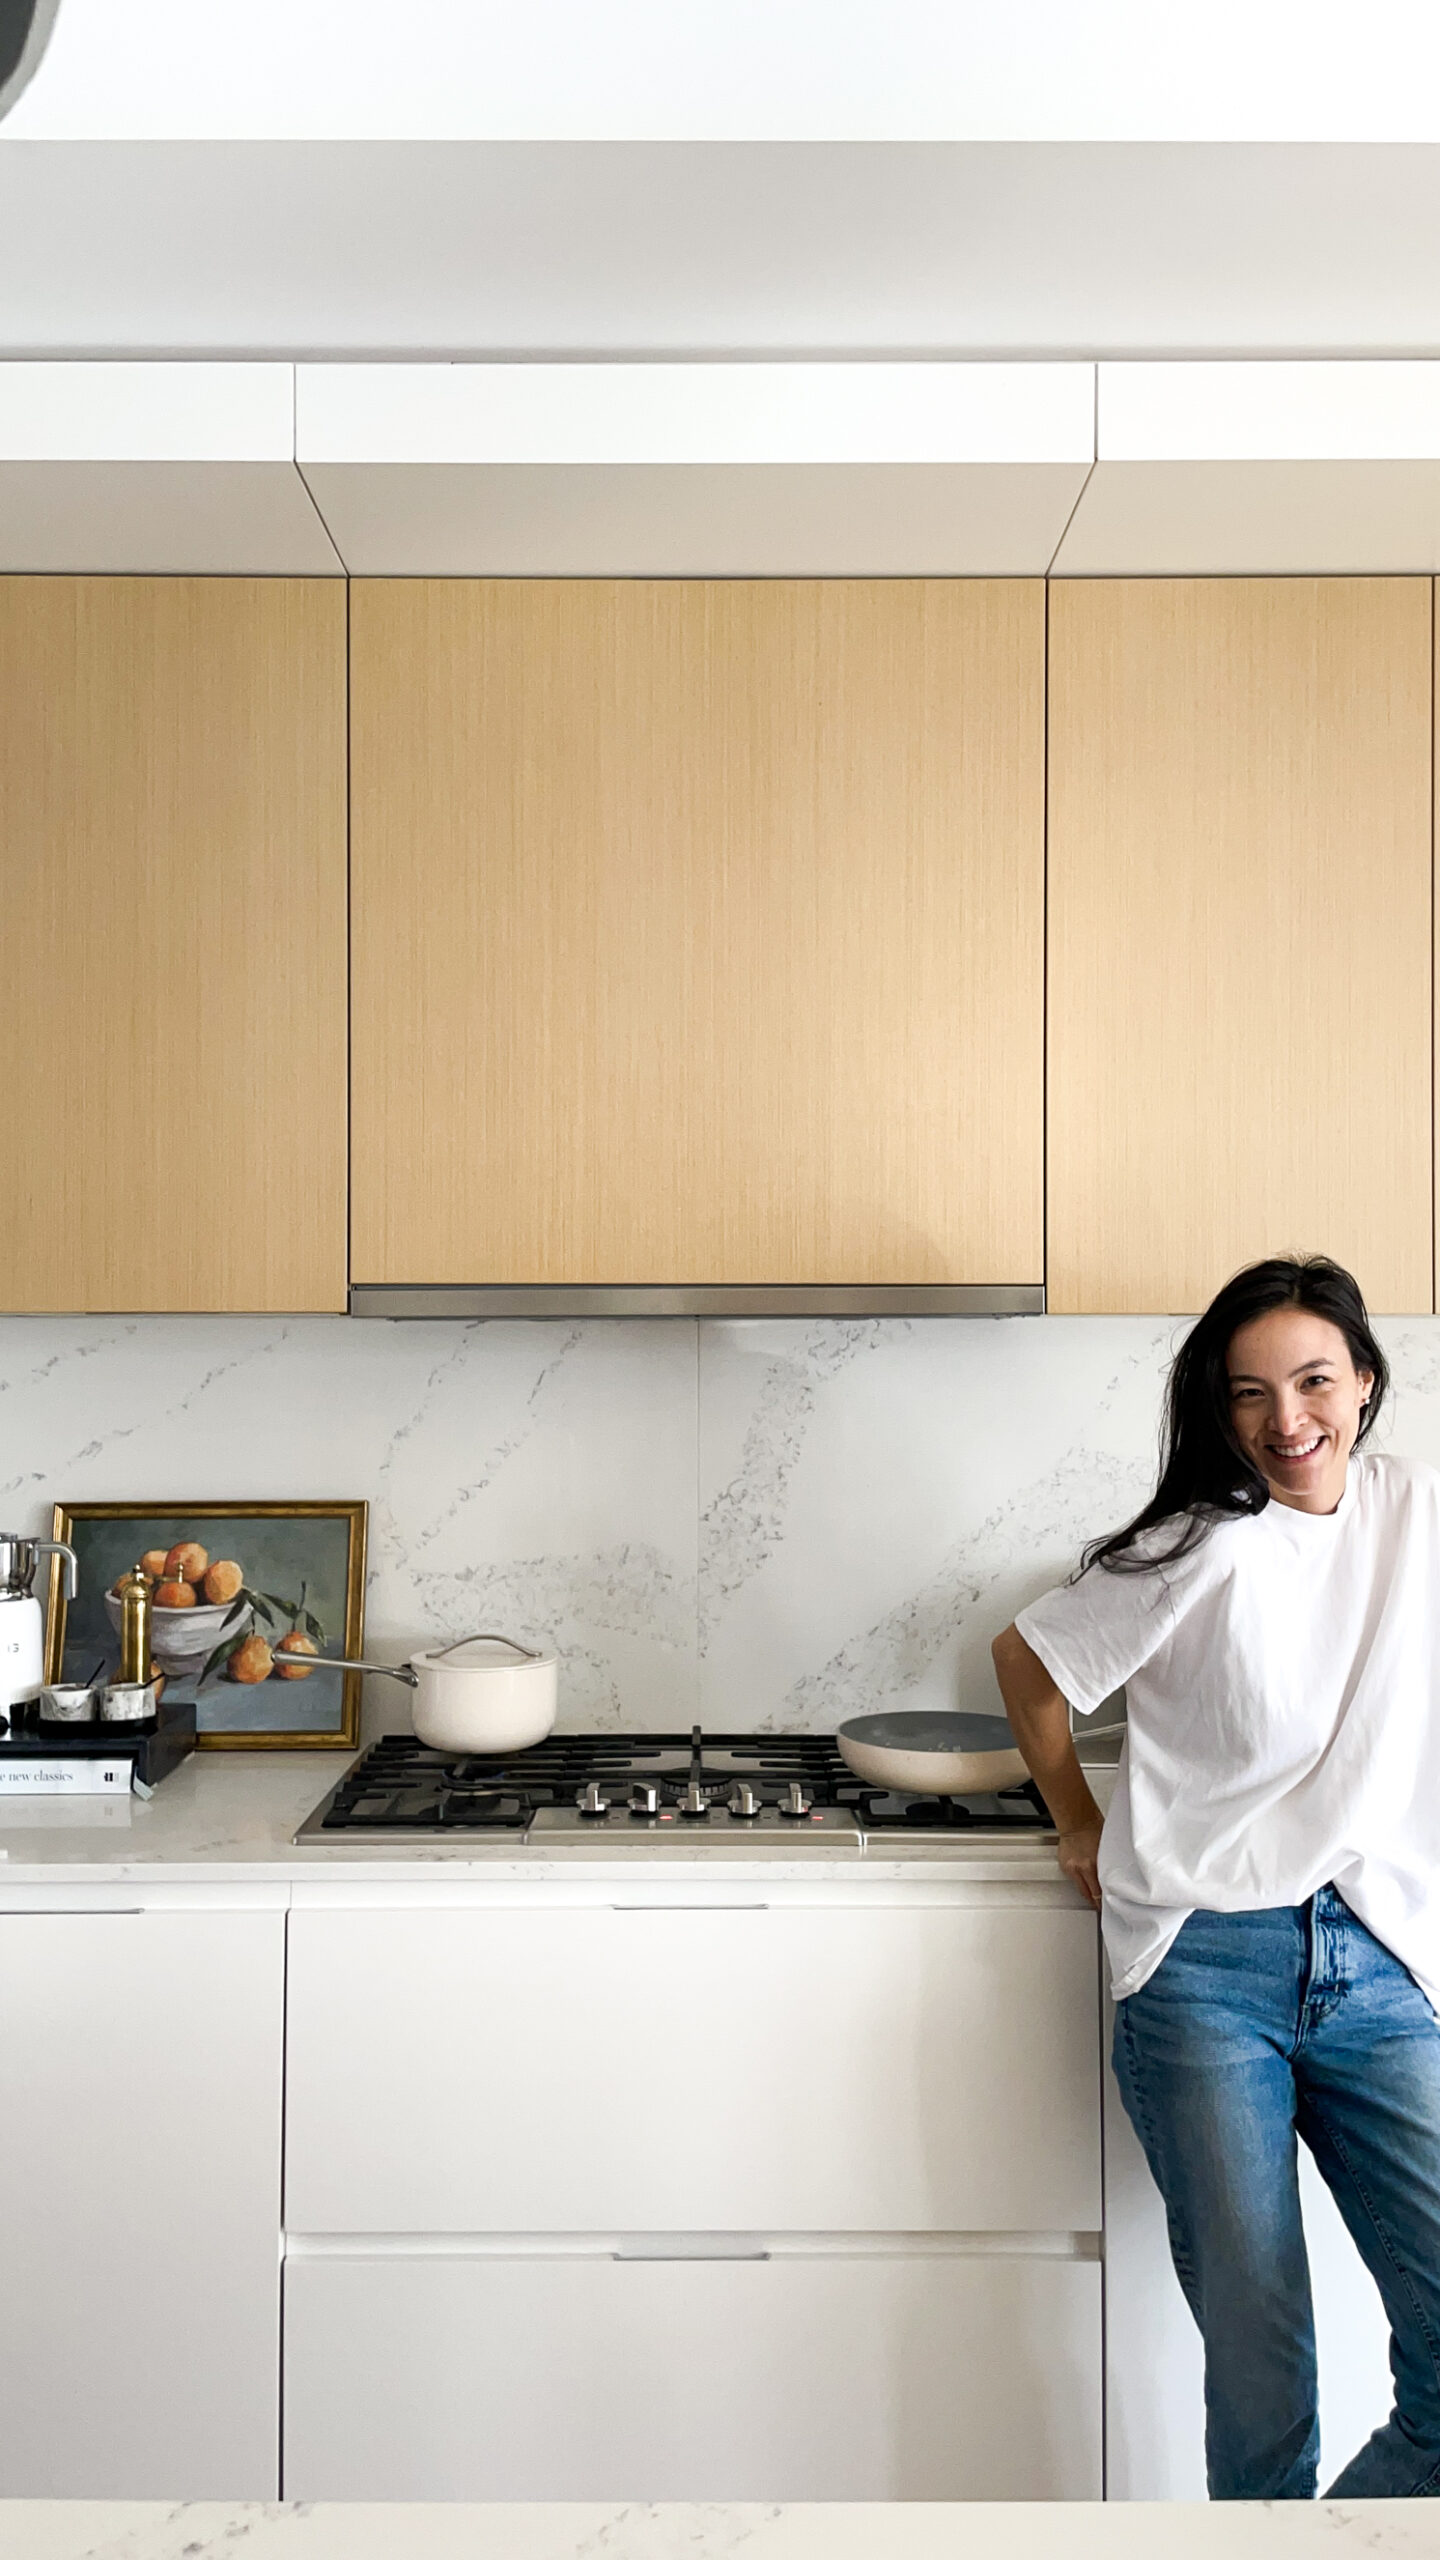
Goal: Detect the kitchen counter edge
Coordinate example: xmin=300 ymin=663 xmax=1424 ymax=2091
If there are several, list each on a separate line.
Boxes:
xmin=0 ymin=1748 xmax=1103 ymax=1897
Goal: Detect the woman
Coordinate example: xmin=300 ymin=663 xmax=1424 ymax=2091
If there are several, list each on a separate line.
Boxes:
xmin=992 ymin=1255 xmax=1440 ymax=2502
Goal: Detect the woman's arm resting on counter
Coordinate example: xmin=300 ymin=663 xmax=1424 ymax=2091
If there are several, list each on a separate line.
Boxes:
xmin=991 ymin=1623 xmax=1103 ymax=1911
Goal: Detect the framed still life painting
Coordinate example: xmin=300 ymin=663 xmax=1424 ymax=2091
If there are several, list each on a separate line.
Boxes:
xmin=44 ymin=1500 xmax=367 ymax=1749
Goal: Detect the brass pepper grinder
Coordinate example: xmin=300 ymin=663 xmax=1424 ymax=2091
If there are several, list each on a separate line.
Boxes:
xmin=115 ymin=1567 xmax=155 ymax=1688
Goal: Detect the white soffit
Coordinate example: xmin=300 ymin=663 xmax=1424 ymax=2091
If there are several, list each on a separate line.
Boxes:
xmin=296 ymin=363 xmax=1095 ymax=465
xmin=296 ymin=461 xmax=1095 ymax=576
xmin=296 ymin=363 xmax=1093 ymax=573
xmin=1053 ymin=362 xmax=1440 ymax=573
xmin=0 ymin=363 xmax=342 ymax=571
xmin=1100 ymin=360 xmax=1440 ymax=459
xmin=0 ymin=361 xmax=294 ymax=458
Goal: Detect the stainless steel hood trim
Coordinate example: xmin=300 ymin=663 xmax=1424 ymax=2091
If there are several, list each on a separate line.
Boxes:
xmin=348 ymin=1283 xmax=1045 ymax=1319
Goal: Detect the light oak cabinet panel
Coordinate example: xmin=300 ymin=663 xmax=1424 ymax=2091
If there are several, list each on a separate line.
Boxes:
xmin=0 ymin=577 xmax=347 ymax=1310
xmin=350 ymin=579 xmax=1044 ymax=1287
xmin=1047 ymin=578 xmax=1433 ymax=1315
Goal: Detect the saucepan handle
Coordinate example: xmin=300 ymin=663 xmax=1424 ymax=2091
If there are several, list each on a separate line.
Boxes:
xmin=427 ymin=1630 xmax=543 ymax=1663
xmin=288 ymin=1655 xmax=418 ymax=1686
xmin=289 ymin=1635 xmax=541 ymax=1683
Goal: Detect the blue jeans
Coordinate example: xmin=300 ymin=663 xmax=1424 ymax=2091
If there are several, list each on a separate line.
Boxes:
xmin=1112 ymin=1885 xmax=1440 ymax=2499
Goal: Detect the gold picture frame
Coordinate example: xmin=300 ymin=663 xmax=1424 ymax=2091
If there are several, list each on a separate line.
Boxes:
xmin=45 ymin=1500 xmax=368 ymax=1750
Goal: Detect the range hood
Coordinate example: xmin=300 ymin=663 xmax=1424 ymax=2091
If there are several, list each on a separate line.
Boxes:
xmin=347 ymin=1283 xmax=1046 ymax=1319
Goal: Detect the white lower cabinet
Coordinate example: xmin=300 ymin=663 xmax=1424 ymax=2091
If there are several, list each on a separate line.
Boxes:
xmin=283 ymin=1895 xmax=1103 ymax=2501
xmin=0 ymin=1886 xmax=1102 ymax=2501
xmin=285 ymin=1904 xmax=1101 ymax=2234
xmin=283 ymin=2247 xmax=1102 ymax=2501
xmin=0 ymin=1906 xmax=284 ymax=2497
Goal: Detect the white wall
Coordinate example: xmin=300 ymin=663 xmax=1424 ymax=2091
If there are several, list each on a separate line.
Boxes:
xmin=5 ymin=1310 xmax=1440 ymax=1737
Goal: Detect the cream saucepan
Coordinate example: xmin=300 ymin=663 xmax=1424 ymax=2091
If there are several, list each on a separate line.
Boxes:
xmin=296 ymin=1632 xmax=557 ymax=1753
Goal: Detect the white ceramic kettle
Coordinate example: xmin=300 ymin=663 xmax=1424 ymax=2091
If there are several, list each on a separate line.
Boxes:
xmin=295 ymin=1630 xmax=557 ymax=1754
xmin=0 ymin=1533 xmax=78 ymax=1723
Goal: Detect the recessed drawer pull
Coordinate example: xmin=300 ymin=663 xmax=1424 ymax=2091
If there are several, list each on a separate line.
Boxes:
xmin=612 ymin=2245 xmax=771 ymax=2263
xmin=0 ymin=1907 xmax=142 ymax=1918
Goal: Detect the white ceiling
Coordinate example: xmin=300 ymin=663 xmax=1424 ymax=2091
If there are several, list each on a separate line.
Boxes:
xmin=6 ymin=140 xmax=1440 ymax=360
xmin=9 ymin=0 xmax=1440 ymax=142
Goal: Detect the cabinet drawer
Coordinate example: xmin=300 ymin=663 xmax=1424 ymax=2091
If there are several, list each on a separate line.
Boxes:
xmin=285 ymin=1905 xmax=1101 ymax=2234
xmin=284 ymin=2248 xmax=1102 ymax=2500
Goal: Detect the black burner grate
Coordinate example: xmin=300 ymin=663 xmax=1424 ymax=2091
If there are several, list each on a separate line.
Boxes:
xmin=307 ymin=1729 xmax=1051 ymax=1836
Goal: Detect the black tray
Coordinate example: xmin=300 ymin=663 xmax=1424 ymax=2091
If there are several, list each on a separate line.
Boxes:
xmin=2 ymin=1694 xmax=197 ymax=1790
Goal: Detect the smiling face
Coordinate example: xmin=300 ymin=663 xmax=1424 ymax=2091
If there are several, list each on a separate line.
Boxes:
xmin=1225 ymin=1306 xmax=1374 ymax=1515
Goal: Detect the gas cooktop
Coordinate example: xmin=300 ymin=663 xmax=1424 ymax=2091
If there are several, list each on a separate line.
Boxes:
xmin=295 ymin=1725 xmax=1054 ymax=1848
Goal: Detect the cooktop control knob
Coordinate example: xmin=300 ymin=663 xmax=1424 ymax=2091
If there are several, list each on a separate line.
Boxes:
xmin=577 ymin=1780 xmax=612 ymax=1819
xmin=728 ymin=1782 xmax=762 ymax=1820
xmin=629 ymin=1782 xmax=659 ymax=1817
xmin=679 ymin=1778 xmax=711 ymax=1819
xmin=779 ymin=1780 xmax=813 ymax=1818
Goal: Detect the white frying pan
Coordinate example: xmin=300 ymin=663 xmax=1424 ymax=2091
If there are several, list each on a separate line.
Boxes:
xmin=837 ymin=1710 xmax=1028 ymax=1795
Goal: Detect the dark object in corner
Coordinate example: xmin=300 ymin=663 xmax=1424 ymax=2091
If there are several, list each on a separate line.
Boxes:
xmin=0 ymin=0 xmax=62 ymax=122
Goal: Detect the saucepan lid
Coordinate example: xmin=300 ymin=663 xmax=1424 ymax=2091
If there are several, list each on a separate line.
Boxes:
xmin=412 ymin=1633 xmax=557 ymax=1673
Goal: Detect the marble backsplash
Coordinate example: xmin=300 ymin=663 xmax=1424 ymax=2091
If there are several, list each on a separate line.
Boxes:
xmin=4 ymin=1311 xmax=1440 ymax=1737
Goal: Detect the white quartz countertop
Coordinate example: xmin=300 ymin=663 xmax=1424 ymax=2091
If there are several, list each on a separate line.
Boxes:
xmin=0 ymin=1750 xmax=1093 ymax=1892
xmin=2 ymin=2503 xmax=1435 ymax=2559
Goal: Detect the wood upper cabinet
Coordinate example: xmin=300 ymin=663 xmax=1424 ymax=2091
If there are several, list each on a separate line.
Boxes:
xmin=349 ymin=579 xmax=1044 ymax=1287
xmin=0 ymin=577 xmax=347 ymax=1312
xmin=1047 ymin=578 xmax=1433 ymax=1315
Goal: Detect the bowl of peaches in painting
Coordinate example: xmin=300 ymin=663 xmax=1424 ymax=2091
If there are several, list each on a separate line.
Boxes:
xmin=104 ymin=1538 xmax=324 ymax=1680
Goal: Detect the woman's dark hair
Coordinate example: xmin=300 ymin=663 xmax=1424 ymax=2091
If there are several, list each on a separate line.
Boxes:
xmin=1081 ymin=1255 xmax=1388 ymax=1575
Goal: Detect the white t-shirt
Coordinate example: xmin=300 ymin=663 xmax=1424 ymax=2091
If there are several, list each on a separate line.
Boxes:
xmin=1015 ymin=1450 xmax=1440 ymax=2009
